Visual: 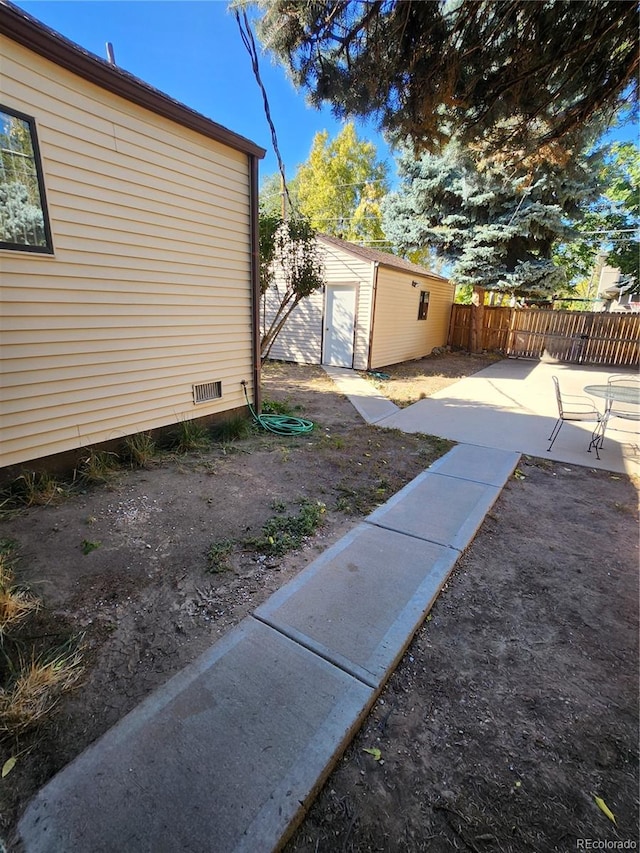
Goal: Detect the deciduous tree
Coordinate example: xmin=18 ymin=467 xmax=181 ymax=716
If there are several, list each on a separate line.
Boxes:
xmin=295 ymin=122 xmax=388 ymax=245
xmin=259 ymin=215 xmax=325 ymax=360
xmin=554 ymin=142 xmax=639 ymax=293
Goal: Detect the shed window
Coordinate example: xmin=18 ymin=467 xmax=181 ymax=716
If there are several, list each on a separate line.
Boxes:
xmin=418 ymin=290 xmax=430 ymax=320
xmin=0 ymin=106 xmax=53 ymax=253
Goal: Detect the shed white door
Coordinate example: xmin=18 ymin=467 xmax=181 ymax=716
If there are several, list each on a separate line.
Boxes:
xmin=324 ymin=284 xmax=356 ymax=367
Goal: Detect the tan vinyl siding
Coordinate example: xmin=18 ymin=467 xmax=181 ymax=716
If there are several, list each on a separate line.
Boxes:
xmin=369 ymin=268 xmax=455 ymax=369
xmin=1 ymin=38 xmax=255 ymax=468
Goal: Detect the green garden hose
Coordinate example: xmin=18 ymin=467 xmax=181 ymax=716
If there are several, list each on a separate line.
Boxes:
xmin=242 ymin=382 xmax=314 ymax=436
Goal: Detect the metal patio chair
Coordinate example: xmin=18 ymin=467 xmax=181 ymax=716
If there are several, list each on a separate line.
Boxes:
xmin=548 ymin=375 xmax=602 ymax=455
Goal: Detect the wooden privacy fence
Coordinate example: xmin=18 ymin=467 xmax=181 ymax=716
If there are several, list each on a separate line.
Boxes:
xmin=448 ymin=306 xmax=640 ymax=367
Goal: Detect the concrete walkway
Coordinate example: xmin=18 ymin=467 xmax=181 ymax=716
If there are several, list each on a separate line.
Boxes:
xmin=16 ymin=434 xmax=519 ymax=850
xmin=322 ymin=365 xmax=400 ymax=423
xmin=325 ymin=360 xmax=640 ymax=477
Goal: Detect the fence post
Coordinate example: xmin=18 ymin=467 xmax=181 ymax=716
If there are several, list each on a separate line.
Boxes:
xmin=470 ymin=287 xmax=485 ymax=352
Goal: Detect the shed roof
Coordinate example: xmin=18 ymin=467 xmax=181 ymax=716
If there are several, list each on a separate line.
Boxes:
xmin=0 ymin=0 xmax=266 ymax=159
xmin=318 ymin=233 xmax=449 ymax=282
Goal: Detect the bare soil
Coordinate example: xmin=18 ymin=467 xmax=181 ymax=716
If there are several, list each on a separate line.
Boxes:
xmin=364 ymin=351 xmax=502 ymax=407
xmin=0 ymin=356 xmax=638 ymax=852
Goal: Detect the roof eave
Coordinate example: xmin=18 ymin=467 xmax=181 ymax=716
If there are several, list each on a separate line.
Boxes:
xmin=318 ymin=234 xmax=449 ymax=282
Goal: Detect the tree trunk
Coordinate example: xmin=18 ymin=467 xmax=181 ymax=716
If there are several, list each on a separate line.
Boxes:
xmin=470 ymin=287 xmax=485 ymax=353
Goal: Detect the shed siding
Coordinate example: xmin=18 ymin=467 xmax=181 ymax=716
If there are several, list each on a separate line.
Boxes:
xmin=319 ymin=240 xmax=372 ymax=369
xmin=1 ymin=39 xmax=254 ymax=468
xmin=369 ymin=268 xmax=454 ymax=368
xmin=263 ymin=238 xmax=373 ymax=367
xmin=265 ymin=287 xmax=324 ymax=364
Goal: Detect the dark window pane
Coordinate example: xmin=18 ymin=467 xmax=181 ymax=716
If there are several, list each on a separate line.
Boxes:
xmin=0 ymin=107 xmax=53 ymax=252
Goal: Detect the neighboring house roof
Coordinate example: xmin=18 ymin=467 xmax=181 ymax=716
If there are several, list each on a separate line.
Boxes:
xmin=318 ymin=233 xmax=449 ymax=282
xmin=0 ymin=0 xmax=266 ymax=159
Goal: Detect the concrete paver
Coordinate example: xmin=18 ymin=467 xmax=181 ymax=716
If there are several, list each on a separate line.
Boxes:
xmin=17 ymin=619 xmax=374 ymax=853
xmin=255 ymin=523 xmax=459 ymax=687
xmin=368 ymin=468 xmax=504 ymax=551
xmin=428 ymin=442 xmax=522 ymax=487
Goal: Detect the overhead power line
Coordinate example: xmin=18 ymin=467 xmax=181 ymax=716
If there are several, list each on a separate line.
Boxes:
xmin=580 ymin=228 xmax=639 ymax=235
xmin=235 ymin=9 xmax=294 ymax=217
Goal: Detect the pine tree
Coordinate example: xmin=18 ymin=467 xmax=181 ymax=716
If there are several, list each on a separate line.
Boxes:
xmin=383 ymin=140 xmax=601 ymax=299
xmin=256 ymin=1 xmax=638 ymax=159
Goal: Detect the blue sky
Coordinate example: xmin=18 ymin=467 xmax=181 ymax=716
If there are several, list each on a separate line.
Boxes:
xmin=14 ymin=0 xmax=393 ymax=186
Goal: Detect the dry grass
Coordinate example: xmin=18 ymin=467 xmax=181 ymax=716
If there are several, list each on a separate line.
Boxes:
xmin=11 ymin=471 xmax=68 ymax=508
xmin=0 ymin=554 xmax=39 ymax=638
xmin=0 ymin=543 xmax=83 ymax=735
xmin=0 ymin=646 xmax=84 ymax=734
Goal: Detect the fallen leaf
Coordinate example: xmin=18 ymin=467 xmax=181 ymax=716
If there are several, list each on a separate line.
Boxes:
xmin=593 ymin=794 xmax=617 ymax=826
xmin=2 ymin=757 xmax=16 ymax=778
xmin=363 ymin=747 xmax=382 ymax=761
xmin=514 ymin=469 xmax=526 ymax=480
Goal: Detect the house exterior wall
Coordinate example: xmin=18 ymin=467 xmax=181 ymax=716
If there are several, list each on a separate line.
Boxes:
xmin=1 ymin=37 xmax=255 ymax=468
xmin=369 ymin=267 xmax=455 ymax=369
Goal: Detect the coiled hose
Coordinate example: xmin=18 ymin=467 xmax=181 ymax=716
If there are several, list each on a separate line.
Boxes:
xmin=242 ymin=382 xmax=314 ymax=436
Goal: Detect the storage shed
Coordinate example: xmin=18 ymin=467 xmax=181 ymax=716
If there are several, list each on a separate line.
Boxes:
xmin=264 ymin=234 xmax=455 ymax=370
xmin=0 ymin=2 xmax=265 ymax=472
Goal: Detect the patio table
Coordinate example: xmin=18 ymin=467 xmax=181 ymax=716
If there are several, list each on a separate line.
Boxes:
xmin=584 ymin=383 xmax=640 ymax=458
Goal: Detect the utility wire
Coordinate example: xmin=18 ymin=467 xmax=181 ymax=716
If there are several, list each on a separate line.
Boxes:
xmin=235 ymin=8 xmax=294 ymax=216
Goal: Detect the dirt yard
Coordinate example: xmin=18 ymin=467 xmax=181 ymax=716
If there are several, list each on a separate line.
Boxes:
xmin=0 ymin=355 xmax=638 ymax=852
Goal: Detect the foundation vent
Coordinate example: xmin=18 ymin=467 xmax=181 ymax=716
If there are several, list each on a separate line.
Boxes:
xmin=193 ymin=381 xmax=222 ymax=404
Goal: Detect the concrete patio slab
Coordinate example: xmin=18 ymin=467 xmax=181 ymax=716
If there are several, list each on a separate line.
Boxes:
xmin=376 ymin=360 xmax=639 ymax=476
xmin=428 ymin=443 xmax=520 ymax=487
xmin=255 ymin=523 xmax=459 ymax=687
xmin=17 ymin=618 xmax=374 ymax=853
xmin=322 ymin=365 xmax=400 ymax=423
xmin=367 ymin=469 xmax=503 ymax=551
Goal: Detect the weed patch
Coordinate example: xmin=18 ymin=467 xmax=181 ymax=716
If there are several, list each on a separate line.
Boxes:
xmin=124 ymin=432 xmax=156 ymax=468
xmin=0 ymin=640 xmax=84 ymax=734
xmin=8 ymin=471 xmax=68 ymax=508
xmin=0 ymin=552 xmax=39 ymax=638
xmin=206 ymin=540 xmax=235 ymax=573
xmin=261 ymin=398 xmax=296 ymax=416
xmin=79 ymin=450 xmax=120 ymax=484
xmin=212 ymin=415 xmax=254 ymax=444
xmin=335 ymin=482 xmax=391 ymax=515
xmin=249 ymin=499 xmax=326 ymax=556
xmin=0 ymin=545 xmax=84 ymax=740
xmin=171 ymin=419 xmax=211 ymax=453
